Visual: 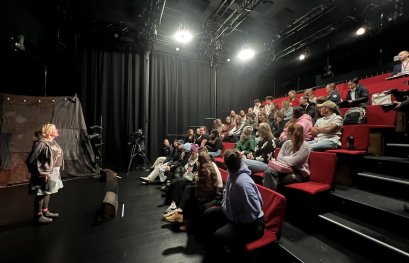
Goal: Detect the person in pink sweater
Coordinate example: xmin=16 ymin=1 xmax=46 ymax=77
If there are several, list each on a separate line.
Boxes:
xmin=276 ymin=106 xmax=313 ymax=147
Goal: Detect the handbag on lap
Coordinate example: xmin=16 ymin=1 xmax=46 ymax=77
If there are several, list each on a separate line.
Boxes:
xmin=268 ymin=160 xmax=293 ymax=174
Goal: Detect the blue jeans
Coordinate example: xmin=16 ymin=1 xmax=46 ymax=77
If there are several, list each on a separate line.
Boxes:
xmin=308 ymin=140 xmax=339 ymax=151
xmin=208 ymin=149 xmax=222 ymax=158
xmin=242 ymin=158 xmax=269 ymax=173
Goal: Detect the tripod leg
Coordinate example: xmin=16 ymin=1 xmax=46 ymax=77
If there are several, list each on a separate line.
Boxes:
xmin=127 ymin=144 xmax=137 ymax=175
xmin=142 ymin=154 xmax=151 ymax=170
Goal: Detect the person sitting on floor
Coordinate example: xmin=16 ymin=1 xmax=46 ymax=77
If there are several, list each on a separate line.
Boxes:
xmin=164 ymin=152 xmax=221 ymax=232
xmin=150 ymin=139 xmax=173 ymax=170
xmin=184 ymin=129 xmax=197 ymax=143
xmin=199 ymin=149 xmax=264 ymax=260
xmin=139 ymin=140 xmax=185 ymax=184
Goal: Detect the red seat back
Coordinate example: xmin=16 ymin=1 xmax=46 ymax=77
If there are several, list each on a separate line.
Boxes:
xmin=256 ymin=184 xmax=286 ymax=239
xmin=221 ymin=142 xmax=235 ymax=154
xmin=308 ymin=151 xmax=337 ymax=185
xmin=340 ymin=125 xmax=369 ymax=150
xmin=365 ymin=105 xmax=396 ymax=127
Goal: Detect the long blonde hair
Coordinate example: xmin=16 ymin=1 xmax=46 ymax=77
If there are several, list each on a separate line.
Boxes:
xmin=258 ymin=122 xmax=274 ymax=140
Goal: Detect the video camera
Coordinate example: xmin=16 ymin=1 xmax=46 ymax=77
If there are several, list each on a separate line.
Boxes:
xmin=128 ymin=129 xmax=144 ymax=145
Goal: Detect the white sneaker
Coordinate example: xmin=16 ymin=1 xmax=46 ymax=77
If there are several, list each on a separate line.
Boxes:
xmin=139 ymin=177 xmax=151 ymax=183
xmin=162 ymin=206 xmax=177 ymax=217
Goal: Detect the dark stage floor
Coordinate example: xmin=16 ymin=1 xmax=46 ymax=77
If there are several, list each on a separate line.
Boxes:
xmin=0 ymin=170 xmax=203 ymax=263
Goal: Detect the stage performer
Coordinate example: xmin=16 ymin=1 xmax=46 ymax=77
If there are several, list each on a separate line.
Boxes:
xmin=26 ymin=123 xmax=64 ymax=224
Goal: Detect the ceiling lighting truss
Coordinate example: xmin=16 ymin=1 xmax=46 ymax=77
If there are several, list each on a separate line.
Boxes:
xmin=277 ymin=0 xmax=336 ymax=41
xmin=199 ymin=0 xmax=262 ymax=59
xmin=270 ymin=16 xmax=356 ymax=63
xmin=136 ymin=0 xmax=167 ymax=49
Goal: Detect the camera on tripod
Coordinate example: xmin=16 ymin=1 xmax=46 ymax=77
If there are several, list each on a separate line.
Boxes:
xmin=128 ymin=129 xmax=144 ymax=145
xmin=127 ymin=129 xmax=150 ymax=174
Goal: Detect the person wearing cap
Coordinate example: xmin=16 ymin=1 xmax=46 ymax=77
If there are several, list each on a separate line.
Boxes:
xmin=344 ymin=77 xmax=369 ymax=107
xmin=308 ymin=100 xmax=343 ymax=151
xmin=139 ymin=140 xmax=185 ymax=184
xmin=392 ymin=50 xmax=409 ymax=77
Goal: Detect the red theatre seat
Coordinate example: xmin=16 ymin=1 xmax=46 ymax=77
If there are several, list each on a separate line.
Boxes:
xmin=285 ymin=151 xmax=337 ymax=194
xmin=327 ymin=125 xmax=369 ymax=155
xmin=214 ymin=142 xmax=235 ymax=164
xmin=246 ymin=185 xmax=286 ymax=251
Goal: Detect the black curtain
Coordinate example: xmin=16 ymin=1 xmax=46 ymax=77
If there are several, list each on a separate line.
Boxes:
xmin=79 ymin=50 xmax=144 ymax=170
xmin=216 ymin=64 xmax=273 ymax=118
xmin=79 ymin=49 xmax=275 ymax=169
xmin=148 ymin=52 xmax=213 ymax=160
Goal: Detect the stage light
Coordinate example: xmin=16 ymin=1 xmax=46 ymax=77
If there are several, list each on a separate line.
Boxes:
xmin=299 ymin=54 xmax=306 ymax=61
xmin=227 ymin=58 xmax=231 ymax=62
xmin=174 ymin=28 xmax=193 ymax=43
xmin=356 ymin=27 xmax=366 ymax=36
xmin=176 ymin=47 xmax=180 ymax=52
xmin=237 ymin=44 xmax=255 ymax=60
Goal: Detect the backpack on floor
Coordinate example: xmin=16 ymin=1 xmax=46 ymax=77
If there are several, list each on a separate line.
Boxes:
xmin=343 ymin=107 xmax=366 ymax=125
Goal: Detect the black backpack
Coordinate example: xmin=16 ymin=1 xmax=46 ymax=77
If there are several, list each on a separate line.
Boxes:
xmin=343 ymin=107 xmax=366 ymax=125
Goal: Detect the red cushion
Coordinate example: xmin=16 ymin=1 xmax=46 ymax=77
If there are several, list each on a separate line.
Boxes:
xmin=285 ymin=181 xmax=331 ymax=194
xmin=326 ymin=149 xmax=366 ymax=155
xmin=246 ymin=230 xmax=277 ymax=251
xmin=246 ymin=185 xmax=286 ymax=251
xmin=252 ymin=172 xmax=264 ymax=178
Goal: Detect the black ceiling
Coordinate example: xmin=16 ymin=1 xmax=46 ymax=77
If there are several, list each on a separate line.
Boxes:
xmin=2 ymin=0 xmax=408 ymax=84
xmin=62 ymin=0 xmax=407 ymax=66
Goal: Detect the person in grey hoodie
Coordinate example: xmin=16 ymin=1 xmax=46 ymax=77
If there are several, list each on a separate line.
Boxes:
xmin=200 ymin=149 xmax=264 ymax=259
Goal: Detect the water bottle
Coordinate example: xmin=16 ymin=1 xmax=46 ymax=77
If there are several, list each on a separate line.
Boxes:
xmin=347 ymin=136 xmax=355 ymax=150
